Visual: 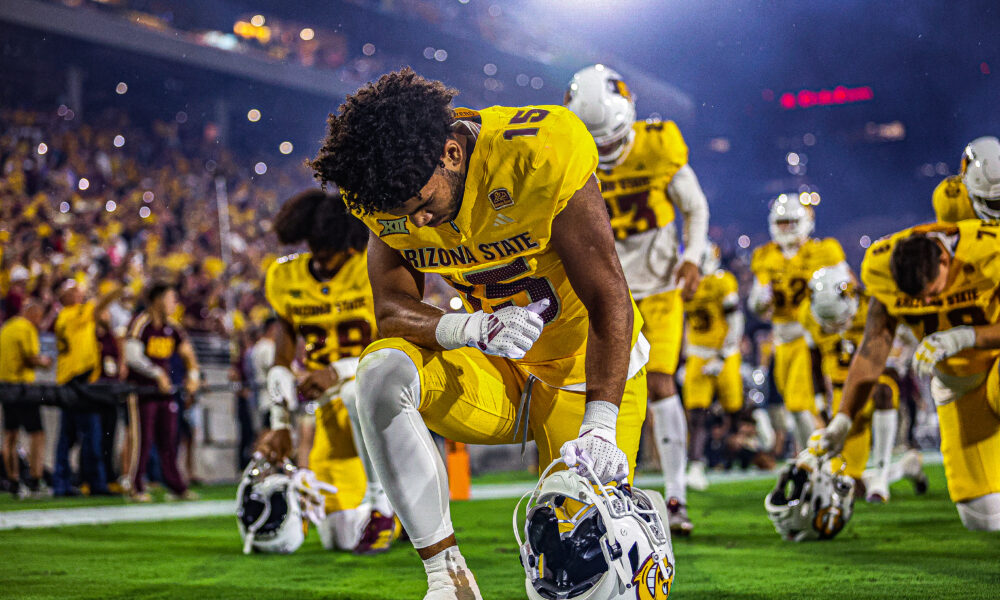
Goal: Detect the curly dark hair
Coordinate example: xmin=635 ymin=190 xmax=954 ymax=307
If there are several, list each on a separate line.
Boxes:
xmin=273 ymin=189 xmax=369 ymax=253
xmin=890 ymin=234 xmax=942 ymax=297
xmin=310 ymin=68 xmax=458 ymax=215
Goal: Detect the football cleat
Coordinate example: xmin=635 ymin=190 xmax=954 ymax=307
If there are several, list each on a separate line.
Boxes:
xmin=236 ymin=454 xmax=336 ymax=554
xmin=765 ymin=451 xmax=855 ymax=541
xmin=768 ymin=193 xmax=815 ymax=250
xmin=515 ymin=459 xmax=675 ymax=599
xmin=564 ymin=64 xmax=637 ymax=169
xmin=354 ymin=509 xmax=396 ymax=555
xmin=962 ymin=136 xmax=1000 ymax=220
xmin=687 ymin=461 xmax=709 ymax=492
xmin=666 ymin=497 xmax=693 ymax=537
xmin=808 ymin=264 xmax=858 ymax=334
xmin=901 ymin=450 xmax=929 ymax=495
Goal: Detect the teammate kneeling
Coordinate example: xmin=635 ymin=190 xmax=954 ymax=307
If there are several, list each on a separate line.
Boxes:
xmin=802 ymin=265 xmax=926 ymax=502
xmin=256 ymin=190 xmax=396 ymax=554
xmin=311 ymin=69 xmax=650 ymax=599
xmin=817 ymin=220 xmax=1000 ymax=531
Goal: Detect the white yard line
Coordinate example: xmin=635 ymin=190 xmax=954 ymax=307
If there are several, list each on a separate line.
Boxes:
xmin=1 ymin=451 xmax=944 ymax=530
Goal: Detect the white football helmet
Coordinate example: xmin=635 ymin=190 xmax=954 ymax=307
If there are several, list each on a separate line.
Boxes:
xmin=808 ymin=264 xmax=858 ymax=333
xmin=564 ymin=65 xmax=637 ymax=169
xmin=764 ymin=452 xmax=855 ymax=542
xmin=514 ymin=459 xmax=674 ymax=600
xmin=700 ymin=242 xmax=721 ymax=276
xmin=961 ymin=136 xmax=1000 ymax=220
xmin=768 ymin=194 xmax=814 ymax=249
xmin=236 ymin=455 xmax=336 ymax=554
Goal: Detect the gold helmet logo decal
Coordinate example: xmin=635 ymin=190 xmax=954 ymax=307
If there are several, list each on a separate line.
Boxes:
xmin=632 ymin=554 xmax=673 ymax=599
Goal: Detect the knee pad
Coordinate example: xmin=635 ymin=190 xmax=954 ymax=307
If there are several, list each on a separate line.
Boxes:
xmin=957 ymin=493 xmax=1000 ymax=531
xmin=356 ymin=349 xmax=421 ymax=420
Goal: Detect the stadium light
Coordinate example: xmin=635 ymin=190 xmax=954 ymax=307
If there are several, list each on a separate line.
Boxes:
xmin=363 ymin=43 xmax=376 ymax=56
xmin=299 ymin=28 xmax=315 ymax=41
xmin=113 ymin=135 xmax=125 ymax=148
xmin=254 ymin=162 xmax=267 ymax=175
xmin=279 ymin=142 xmax=293 ymax=154
xmin=59 ymin=202 xmax=70 ymax=213
xmin=247 ymin=109 xmax=261 ymax=122
xmin=116 ymin=82 xmax=127 ymax=95
xmin=434 ymin=49 xmax=448 ymax=62
xmin=37 ymin=143 xmax=48 ymax=155
xmin=78 ymin=178 xmax=89 ymax=191
xmin=449 ymin=297 xmax=463 ymax=310
xmin=105 ymin=200 xmax=116 ymax=212
xmin=737 ymin=235 xmax=750 ymax=248
xmin=250 ymin=14 xmax=265 ymax=27
xmin=860 ymin=235 xmax=871 ymax=248
xmin=139 ymin=206 xmax=151 ymax=219
xmin=143 ymin=191 xmax=154 ymax=203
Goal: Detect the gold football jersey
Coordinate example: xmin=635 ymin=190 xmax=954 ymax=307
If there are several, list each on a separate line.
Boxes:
xmin=354 ymin=105 xmax=643 ymax=386
xmin=265 ymin=252 xmax=376 ymax=371
xmin=800 ymin=293 xmax=869 ymax=388
xmin=684 ymin=270 xmax=738 ymax=349
xmin=862 ymin=220 xmax=1000 ymax=377
xmin=596 ymin=120 xmax=689 ymax=240
xmin=932 ymin=175 xmax=978 ymax=222
xmin=751 ymin=238 xmax=846 ymax=324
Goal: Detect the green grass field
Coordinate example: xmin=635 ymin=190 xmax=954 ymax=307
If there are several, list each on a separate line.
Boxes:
xmin=2 ymin=464 xmax=998 ymax=599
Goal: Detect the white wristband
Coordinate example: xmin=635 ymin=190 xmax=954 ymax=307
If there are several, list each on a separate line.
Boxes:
xmin=579 ymin=400 xmax=619 ymax=436
xmin=435 ymin=312 xmax=474 ymax=350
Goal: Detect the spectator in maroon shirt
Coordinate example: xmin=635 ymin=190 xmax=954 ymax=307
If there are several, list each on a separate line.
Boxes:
xmin=124 ymin=282 xmax=200 ymax=501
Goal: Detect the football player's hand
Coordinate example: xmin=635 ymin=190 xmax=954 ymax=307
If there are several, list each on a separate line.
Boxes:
xmin=912 ymin=326 xmax=976 ymax=378
xmin=255 ymin=428 xmax=293 ymax=463
xmin=808 ymin=412 xmax=851 ymax=456
xmin=156 ymin=371 xmax=172 ymax=394
xmin=675 ymin=260 xmax=701 ymax=302
xmin=560 ymin=400 xmax=628 ymax=484
xmin=702 ymin=357 xmax=725 ymax=376
xmin=298 ymin=368 xmax=339 ymax=400
xmin=436 ymin=299 xmax=548 ymax=360
xmin=183 ymin=375 xmax=200 ymax=396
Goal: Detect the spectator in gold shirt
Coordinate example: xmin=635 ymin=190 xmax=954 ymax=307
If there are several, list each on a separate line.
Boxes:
xmin=51 ymin=279 xmax=123 ymax=496
xmin=0 ymin=299 xmax=52 ymax=498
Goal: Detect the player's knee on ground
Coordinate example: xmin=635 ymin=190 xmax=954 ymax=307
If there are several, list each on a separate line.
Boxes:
xmin=356 ymin=347 xmax=421 ymax=428
xmin=957 ymin=493 xmax=1000 ymax=531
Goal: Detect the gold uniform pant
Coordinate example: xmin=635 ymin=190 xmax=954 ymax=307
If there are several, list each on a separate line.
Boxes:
xmin=309 ymin=397 xmax=367 ymax=513
xmin=773 ymin=337 xmax=815 ymax=413
xmin=683 ymin=353 xmax=743 ymax=413
xmin=363 ymin=338 xmax=648 ymax=476
xmin=637 ymin=289 xmax=683 ymax=376
xmin=935 ymin=360 xmax=1000 ymax=503
xmin=830 ymin=375 xmax=899 ymax=480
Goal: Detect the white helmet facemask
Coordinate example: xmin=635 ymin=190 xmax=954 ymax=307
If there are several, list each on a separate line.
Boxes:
xmin=768 ymin=194 xmax=815 ymax=250
xmin=809 ymin=264 xmax=858 ymax=333
xmin=236 ymin=455 xmax=337 ymax=555
xmin=514 ymin=459 xmax=674 ymax=600
xmin=564 ymin=65 xmax=637 ymax=170
xmin=764 ymin=452 xmax=855 ymax=542
xmin=962 ymin=136 xmax=1000 ymax=220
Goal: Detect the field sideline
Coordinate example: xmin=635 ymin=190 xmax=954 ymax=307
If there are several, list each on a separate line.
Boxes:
xmin=2 ymin=463 xmax=998 ymax=599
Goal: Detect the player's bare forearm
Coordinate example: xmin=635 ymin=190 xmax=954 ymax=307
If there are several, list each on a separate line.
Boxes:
xmin=840 ymin=297 xmax=896 ymax=419
xmin=367 ymin=231 xmax=444 ymax=349
xmin=553 ymin=176 xmax=632 ymax=407
xmin=973 ymin=321 xmax=1000 ymax=349
xmin=274 ymin=317 xmax=296 ymax=368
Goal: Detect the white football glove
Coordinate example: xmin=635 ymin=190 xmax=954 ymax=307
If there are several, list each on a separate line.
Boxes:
xmin=748 ymin=281 xmax=774 ymax=316
xmin=808 ymin=412 xmax=852 ymax=456
xmin=702 ymin=357 xmax=725 ymax=376
xmin=265 ymin=365 xmax=298 ymax=430
xmin=436 ymin=299 xmax=548 ymax=360
xmin=912 ymin=326 xmax=976 ymax=378
xmin=560 ymin=401 xmax=629 ymax=485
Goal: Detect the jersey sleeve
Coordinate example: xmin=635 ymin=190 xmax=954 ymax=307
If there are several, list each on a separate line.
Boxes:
xmin=820 ymin=238 xmax=846 ymax=265
xmin=720 ymin=271 xmax=739 ymax=297
xmin=532 ymin=107 xmax=599 ymax=216
xmin=750 ymin=246 xmax=770 ymax=284
xmin=264 ymin=261 xmax=290 ymax=322
xmin=860 ymin=236 xmax=898 ymax=309
xmin=932 ymin=176 xmax=972 ymax=222
xmin=659 ymin=121 xmax=690 ymax=173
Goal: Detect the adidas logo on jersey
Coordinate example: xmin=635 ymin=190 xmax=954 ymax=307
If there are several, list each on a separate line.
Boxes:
xmin=493 ymin=213 xmax=515 ymax=227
